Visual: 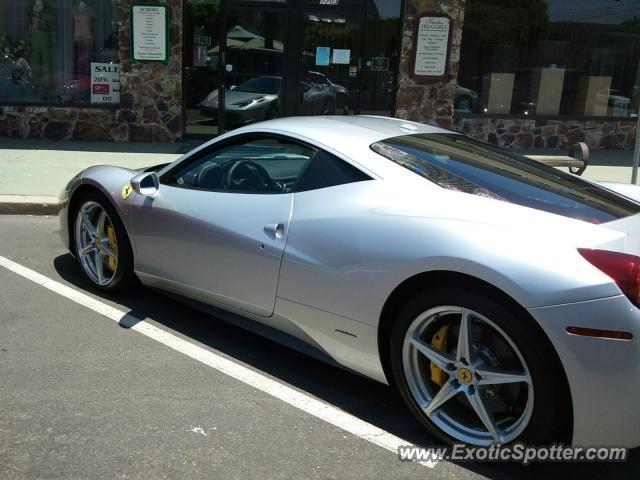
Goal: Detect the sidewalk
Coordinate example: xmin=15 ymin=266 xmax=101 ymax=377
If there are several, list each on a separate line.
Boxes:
xmin=513 ymin=148 xmax=637 ymax=183
xmin=0 ymin=138 xmax=637 ymax=214
xmin=0 ymin=138 xmax=203 ymax=214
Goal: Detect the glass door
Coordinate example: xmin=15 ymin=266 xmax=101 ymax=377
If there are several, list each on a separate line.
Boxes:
xmin=298 ymin=10 xmax=365 ymax=116
xmin=221 ymin=7 xmax=288 ymax=131
xmin=183 ymin=0 xmax=222 ymax=137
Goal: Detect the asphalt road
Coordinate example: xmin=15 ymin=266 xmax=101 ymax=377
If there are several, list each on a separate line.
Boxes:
xmin=0 ymin=215 xmax=638 ymax=479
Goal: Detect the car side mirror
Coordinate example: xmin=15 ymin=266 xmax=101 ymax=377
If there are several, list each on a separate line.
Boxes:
xmin=131 ymin=171 xmax=159 ymax=197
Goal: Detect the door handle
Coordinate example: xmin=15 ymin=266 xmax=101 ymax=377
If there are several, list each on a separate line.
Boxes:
xmin=264 ymin=223 xmax=285 ymax=239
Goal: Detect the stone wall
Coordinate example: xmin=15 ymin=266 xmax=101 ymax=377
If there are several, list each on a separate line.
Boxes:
xmin=395 ymin=0 xmax=637 ymax=151
xmin=454 ymin=116 xmax=637 ymax=151
xmin=394 ymin=0 xmax=466 ymax=129
xmin=0 ymin=0 xmax=183 ymax=142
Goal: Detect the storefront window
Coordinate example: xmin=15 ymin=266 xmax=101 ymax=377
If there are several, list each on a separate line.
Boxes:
xmin=0 ymin=0 xmax=119 ymax=106
xmin=457 ymin=0 xmax=640 ymax=118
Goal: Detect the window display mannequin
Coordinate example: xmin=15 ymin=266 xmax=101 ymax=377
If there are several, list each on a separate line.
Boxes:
xmin=72 ymin=0 xmax=96 ymax=78
xmin=27 ymin=0 xmax=55 ymax=88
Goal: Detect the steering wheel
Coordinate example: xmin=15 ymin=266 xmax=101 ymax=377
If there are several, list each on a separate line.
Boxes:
xmin=222 ymin=160 xmax=282 ymax=192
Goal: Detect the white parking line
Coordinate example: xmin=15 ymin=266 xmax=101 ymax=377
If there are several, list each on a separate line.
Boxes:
xmin=0 ymin=254 xmax=437 ymax=468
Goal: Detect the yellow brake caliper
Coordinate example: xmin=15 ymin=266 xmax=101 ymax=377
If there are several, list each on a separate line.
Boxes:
xmin=107 ymin=225 xmax=118 ymax=271
xmin=430 ymin=324 xmax=449 ymax=386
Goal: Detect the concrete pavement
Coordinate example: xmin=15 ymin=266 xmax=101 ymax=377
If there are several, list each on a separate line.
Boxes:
xmin=2 ymin=215 xmax=638 ymax=478
xmin=0 ymin=138 xmax=200 ymax=214
xmin=0 ymin=138 xmax=638 ymax=214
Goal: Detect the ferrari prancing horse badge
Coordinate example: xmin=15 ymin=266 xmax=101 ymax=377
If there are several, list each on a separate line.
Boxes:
xmin=121 ymin=184 xmax=133 ymax=199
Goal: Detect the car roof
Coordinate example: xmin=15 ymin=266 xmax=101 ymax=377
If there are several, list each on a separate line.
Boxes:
xmin=237 ymin=115 xmax=454 ymax=145
xmin=180 ymin=116 xmax=458 ymax=181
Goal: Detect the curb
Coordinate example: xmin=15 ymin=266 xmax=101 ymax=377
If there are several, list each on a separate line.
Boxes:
xmin=0 ymin=196 xmax=61 ymax=215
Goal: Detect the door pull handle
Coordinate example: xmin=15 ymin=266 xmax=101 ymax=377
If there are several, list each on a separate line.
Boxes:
xmin=264 ymin=223 xmax=285 ymax=239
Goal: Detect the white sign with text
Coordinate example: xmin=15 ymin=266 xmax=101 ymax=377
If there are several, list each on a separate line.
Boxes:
xmin=132 ymin=5 xmax=168 ymax=62
xmin=414 ymin=16 xmax=450 ymax=77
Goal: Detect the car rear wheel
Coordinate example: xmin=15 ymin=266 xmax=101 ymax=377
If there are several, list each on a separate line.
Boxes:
xmin=389 ymin=288 xmax=564 ymax=446
xmin=73 ymin=193 xmax=136 ymax=292
xmin=322 ymin=100 xmax=336 ymax=115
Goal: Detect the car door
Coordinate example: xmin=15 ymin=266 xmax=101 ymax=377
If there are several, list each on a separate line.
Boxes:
xmin=130 ymin=134 xmax=314 ymax=317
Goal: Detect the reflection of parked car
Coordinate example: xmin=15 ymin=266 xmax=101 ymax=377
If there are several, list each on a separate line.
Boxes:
xmin=298 ymin=80 xmax=337 ymax=116
xmin=55 ymin=77 xmax=91 ymax=103
xmin=596 ymin=89 xmax=631 ymax=116
xmin=454 ymin=85 xmax=479 ymax=112
xmin=0 ymin=56 xmax=41 ymax=102
xmin=200 ymin=76 xmax=337 ymax=127
xmin=201 ymin=76 xmax=281 ymax=127
xmin=304 ymin=71 xmax=349 ymax=109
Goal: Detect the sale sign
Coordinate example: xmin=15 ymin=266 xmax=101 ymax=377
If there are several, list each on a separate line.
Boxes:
xmin=90 ymin=63 xmax=121 ymax=104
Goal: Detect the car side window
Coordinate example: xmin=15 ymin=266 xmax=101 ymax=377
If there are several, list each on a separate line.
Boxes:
xmin=163 ymin=137 xmax=314 ymax=193
xmin=294 ymin=150 xmax=371 ymax=192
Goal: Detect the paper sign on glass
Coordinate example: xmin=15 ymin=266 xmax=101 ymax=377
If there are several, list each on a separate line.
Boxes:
xmin=332 ymin=49 xmax=350 ymax=65
xmin=316 ymin=47 xmax=330 ymax=66
xmin=90 ymin=62 xmax=120 ymax=104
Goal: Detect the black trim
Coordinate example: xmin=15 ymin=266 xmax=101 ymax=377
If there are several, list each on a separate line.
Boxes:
xmin=294 ymin=148 xmax=372 ymax=192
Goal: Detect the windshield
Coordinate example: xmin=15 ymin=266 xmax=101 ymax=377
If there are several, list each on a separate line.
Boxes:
xmin=234 ymin=76 xmax=281 ymax=94
xmin=371 ymin=133 xmax=640 ymax=224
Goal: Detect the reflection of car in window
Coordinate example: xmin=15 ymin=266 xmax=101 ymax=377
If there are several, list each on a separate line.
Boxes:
xmin=200 ymin=76 xmax=338 ymax=126
xmin=304 ymin=70 xmax=349 ymax=110
xmin=200 ymin=76 xmax=281 ymax=126
xmin=454 ymin=85 xmax=479 ymax=113
xmin=595 ymin=89 xmax=631 ymax=116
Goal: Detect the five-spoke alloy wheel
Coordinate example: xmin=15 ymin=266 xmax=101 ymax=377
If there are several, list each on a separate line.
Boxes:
xmin=73 ymin=193 xmax=135 ymax=291
xmin=390 ymin=288 xmax=565 ymax=446
xmin=402 ymin=306 xmax=533 ymax=445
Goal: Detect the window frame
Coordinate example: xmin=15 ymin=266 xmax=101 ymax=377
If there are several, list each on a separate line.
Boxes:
xmin=160 ymin=132 xmax=315 ymax=195
xmin=160 ymin=132 xmax=373 ymax=195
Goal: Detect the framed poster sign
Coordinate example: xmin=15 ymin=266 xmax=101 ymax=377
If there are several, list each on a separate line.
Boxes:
xmin=132 ymin=4 xmax=170 ymax=62
xmin=412 ymin=14 xmax=452 ymax=81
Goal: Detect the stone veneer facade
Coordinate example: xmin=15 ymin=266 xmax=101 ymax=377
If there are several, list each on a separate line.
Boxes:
xmin=1 ymin=0 xmax=637 ymax=149
xmin=395 ymin=0 xmax=466 ymax=131
xmin=453 ymin=117 xmax=636 ymax=150
xmin=395 ymin=0 xmax=637 ymax=151
xmin=452 ymin=117 xmax=638 ymax=150
xmin=0 ymin=0 xmax=183 ymax=143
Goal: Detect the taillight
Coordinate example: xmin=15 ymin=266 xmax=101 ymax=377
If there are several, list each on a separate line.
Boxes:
xmin=578 ymin=248 xmax=640 ymax=307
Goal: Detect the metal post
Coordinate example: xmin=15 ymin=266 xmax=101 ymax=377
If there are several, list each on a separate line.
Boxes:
xmin=632 ymin=111 xmax=640 ymax=184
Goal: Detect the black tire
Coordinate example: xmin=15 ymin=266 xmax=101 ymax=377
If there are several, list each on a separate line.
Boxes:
xmin=322 ymin=100 xmax=336 ymax=115
xmin=71 ymin=191 xmax=137 ymax=292
xmin=265 ymin=103 xmax=278 ymax=120
xmin=389 ymin=287 xmax=566 ymax=446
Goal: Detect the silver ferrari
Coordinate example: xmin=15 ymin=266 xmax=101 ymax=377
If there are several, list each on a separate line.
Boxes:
xmin=59 ymin=116 xmax=640 ymax=448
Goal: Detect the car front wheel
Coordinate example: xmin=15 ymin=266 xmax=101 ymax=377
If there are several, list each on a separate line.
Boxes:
xmin=73 ymin=193 xmax=136 ymax=291
xmin=390 ymin=288 xmax=565 ymax=446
